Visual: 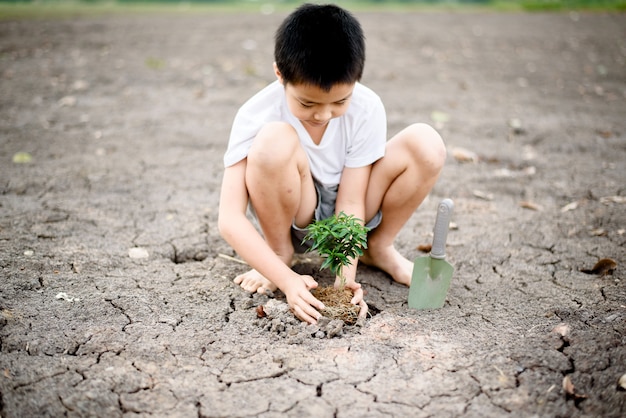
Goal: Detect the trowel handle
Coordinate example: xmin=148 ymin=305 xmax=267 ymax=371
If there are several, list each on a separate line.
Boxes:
xmin=431 ymin=199 xmax=454 ymax=260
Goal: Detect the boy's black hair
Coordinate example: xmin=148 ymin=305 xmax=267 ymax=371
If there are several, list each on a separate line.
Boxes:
xmin=274 ymin=3 xmax=365 ymax=91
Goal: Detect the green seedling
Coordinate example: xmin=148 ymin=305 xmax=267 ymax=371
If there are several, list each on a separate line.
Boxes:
xmin=303 ymin=211 xmax=369 ymax=287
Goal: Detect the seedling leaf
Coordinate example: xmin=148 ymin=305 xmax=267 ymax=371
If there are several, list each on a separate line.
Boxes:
xmin=303 ymin=211 xmax=369 ymax=287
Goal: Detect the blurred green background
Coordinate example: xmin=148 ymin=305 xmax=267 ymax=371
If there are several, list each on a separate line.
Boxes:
xmin=0 ymin=0 xmax=624 ymax=20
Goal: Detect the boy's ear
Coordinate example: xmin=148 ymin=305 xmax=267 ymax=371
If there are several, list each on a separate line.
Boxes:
xmin=273 ymin=62 xmax=284 ymax=84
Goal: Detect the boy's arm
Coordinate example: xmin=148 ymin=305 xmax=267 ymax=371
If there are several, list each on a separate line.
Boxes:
xmin=335 ymin=165 xmax=371 ymax=302
xmin=218 ymin=159 xmax=325 ymax=323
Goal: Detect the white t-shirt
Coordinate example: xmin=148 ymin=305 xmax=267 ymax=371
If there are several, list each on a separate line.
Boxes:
xmin=223 ymin=81 xmax=386 ymax=188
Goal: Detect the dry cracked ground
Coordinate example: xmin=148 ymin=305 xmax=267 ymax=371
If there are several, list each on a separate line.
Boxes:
xmin=1 ymin=9 xmax=625 ymax=418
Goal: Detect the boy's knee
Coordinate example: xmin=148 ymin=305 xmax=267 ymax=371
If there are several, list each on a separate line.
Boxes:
xmin=405 ymin=123 xmax=446 ymax=174
xmin=248 ymin=122 xmax=299 ymax=166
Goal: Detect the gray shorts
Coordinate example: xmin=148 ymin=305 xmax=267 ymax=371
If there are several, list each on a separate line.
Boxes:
xmin=291 ymin=180 xmax=382 ymax=253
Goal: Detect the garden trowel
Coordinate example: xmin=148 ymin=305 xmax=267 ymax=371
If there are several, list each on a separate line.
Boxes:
xmin=408 ymin=198 xmax=454 ymax=309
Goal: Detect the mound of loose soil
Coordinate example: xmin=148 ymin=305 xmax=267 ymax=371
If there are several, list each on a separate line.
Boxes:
xmin=312 ymin=286 xmax=361 ymax=325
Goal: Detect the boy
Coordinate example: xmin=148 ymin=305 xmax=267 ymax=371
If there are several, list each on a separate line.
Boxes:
xmin=218 ymin=3 xmax=446 ymax=324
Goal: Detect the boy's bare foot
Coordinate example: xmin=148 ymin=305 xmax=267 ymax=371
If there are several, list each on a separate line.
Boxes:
xmin=233 ymin=269 xmax=278 ymax=294
xmin=360 ymin=245 xmax=414 ymax=286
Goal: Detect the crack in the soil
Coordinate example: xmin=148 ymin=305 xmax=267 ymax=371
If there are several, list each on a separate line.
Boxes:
xmin=64 ymin=334 xmax=93 ymax=356
xmin=12 ymin=368 xmax=70 ymax=390
xmin=105 ymin=298 xmax=132 ymax=332
xmin=524 ymin=242 xmax=557 ymax=254
xmin=553 ymin=331 xmax=590 ymax=409
xmin=600 ymin=286 xmax=609 ymax=302
xmin=492 ymin=265 xmax=505 ymax=279
xmin=224 ymin=297 xmax=235 ymax=323
xmin=58 ymin=392 xmax=76 ymax=414
xmin=71 ymin=368 xmax=87 ymax=388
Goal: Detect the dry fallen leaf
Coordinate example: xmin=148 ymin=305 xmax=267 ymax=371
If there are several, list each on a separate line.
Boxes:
xmin=72 ymin=80 xmax=89 ymax=91
xmin=494 ymin=166 xmax=536 ymax=178
xmin=600 ymin=195 xmax=626 ymax=205
xmin=431 ymin=110 xmax=451 ymax=124
xmin=473 ymin=190 xmax=494 ymax=201
xmin=492 ymin=365 xmax=510 ymax=385
xmin=12 ymin=152 xmax=32 ymax=164
xmin=562 ymin=375 xmax=587 ymax=400
xmin=589 ymin=228 xmax=608 ymax=237
xmin=562 ymin=375 xmax=575 ymax=394
xmin=519 ymin=201 xmax=542 ymax=211
xmin=451 ymin=147 xmax=479 ymax=163
xmin=560 ymin=201 xmax=580 ymax=213
xmin=58 ymin=95 xmax=77 ymax=107
xmin=417 ymin=244 xmax=432 ymax=253
xmin=1 ymin=309 xmax=15 ymax=320
xmin=508 ymin=118 xmax=525 ymax=135
xmin=580 ymin=258 xmax=617 ymax=276
xmin=522 ymin=145 xmax=536 ymax=161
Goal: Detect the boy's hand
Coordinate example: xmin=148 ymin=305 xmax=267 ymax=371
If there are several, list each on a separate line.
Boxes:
xmin=340 ymin=280 xmax=369 ymax=320
xmin=284 ymin=274 xmax=325 ymax=324
xmin=341 ymin=280 xmax=364 ymax=305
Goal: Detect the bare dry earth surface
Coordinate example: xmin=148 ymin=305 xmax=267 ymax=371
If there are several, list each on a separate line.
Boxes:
xmin=0 ymin=9 xmax=625 ymax=418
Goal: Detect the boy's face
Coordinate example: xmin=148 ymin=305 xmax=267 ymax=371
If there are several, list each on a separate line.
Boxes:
xmin=275 ymin=64 xmax=354 ymax=131
xmin=284 ymin=82 xmax=354 ymax=130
